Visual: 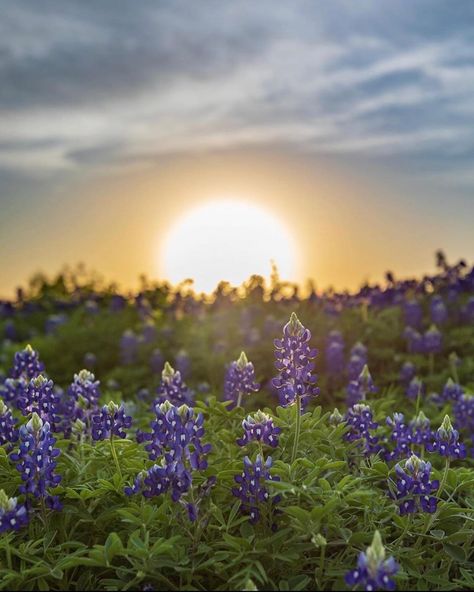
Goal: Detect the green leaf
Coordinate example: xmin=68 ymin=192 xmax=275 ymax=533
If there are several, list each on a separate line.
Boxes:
xmin=104 ymin=532 xmax=124 ymax=564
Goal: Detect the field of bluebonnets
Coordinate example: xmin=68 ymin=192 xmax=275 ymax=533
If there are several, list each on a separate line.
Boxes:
xmin=1 ymin=252 xmax=474 ymax=591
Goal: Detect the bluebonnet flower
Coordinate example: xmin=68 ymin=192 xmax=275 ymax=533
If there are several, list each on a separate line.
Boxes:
xmin=68 ymin=369 xmax=101 ymax=413
xmin=347 ymin=342 xmax=367 ymax=381
xmin=430 ymin=295 xmax=447 ymax=325
xmin=4 ymin=320 xmax=16 ymax=342
xmin=325 ymin=330 xmax=345 ymax=376
xmin=409 ymin=411 xmax=432 ymax=448
xmin=0 ymin=399 xmax=18 ymax=448
xmin=423 ymin=325 xmax=442 ymax=354
xmin=0 ymin=376 xmax=27 ymax=406
xmin=439 ymin=378 xmax=463 ymax=403
xmin=403 ymin=326 xmax=423 ymax=354
xmin=384 ymin=411 xmax=433 ymax=462
xmin=405 ymin=376 xmax=424 ymax=401
xmin=91 ymin=401 xmax=132 ymax=441
xmin=462 ymin=296 xmax=474 ymax=323
xmin=384 ymin=413 xmax=411 ymax=462
xmin=138 ymin=401 xmax=211 ymax=469
xmin=404 ymin=298 xmax=423 ymax=328
xmin=60 ymin=369 xmax=101 ymax=435
xmin=128 ymin=402 xmax=211 ymax=521
xmin=224 ymin=351 xmax=259 ymax=409
xmin=83 ymin=352 xmax=97 ymax=369
xmin=45 ymin=314 xmax=67 ymax=336
xmin=175 ymin=350 xmax=191 ymax=379
xmin=120 ymin=330 xmax=139 ymax=365
xmin=232 ymin=454 xmax=280 ymax=525
xmin=399 ymin=362 xmax=416 ymax=387
xmin=126 ymin=461 xmax=191 ymax=503
xmin=0 ymin=490 xmax=28 ymax=533
xmin=10 ymin=413 xmax=62 ymax=510
xmin=329 ymin=407 xmax=344 ymax=427
xmin=272 ymin=313 xmax=319 ymax=408
xmin=237 ymin=411 xmax=281 ymax=448
xmin=142 ymin=321 xmax=157 ymax=344
xmin=346 ymin=364 xmax=377 ymax=407
xmin=150 ymin=348 xmax=164 ymax=374
xmin=10 ymin=344 xmax=44 ymax=379
xmin=17 ymin=375 xmax=60 ymax=429
xmin=109 ymin=294 xmax=126 ymax=312
xmin=391 ymin=454 xmax=439 ymax=515
xmin=427 ymin=415 xmax=466 ymax=460
xmin=345 ymin=530 xmax=399 ymax=591
xmin=84 ymin=299 xmax=99 ymax=315
xmin=344 ymin=404 xmax=379 ymax=456
xmin=155 ymin=362 xmax=194 ymax=407
xmin=453 ymin=394 xmax=474 ymax=433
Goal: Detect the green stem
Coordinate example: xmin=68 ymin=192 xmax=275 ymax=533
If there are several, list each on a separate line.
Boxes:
xmin=5 ymin=536 xmax=12 ymax=570
xmin=236 ymin=391 xmax=243 ymax=409
xmin=451 ymin=359 xmax=459 ymax=384
xmin=437 ymin=457 xmax=450 ymax=503
xmin=429 ymin=353 xmax=434 ymax=377
xmin=110 ymin=434 xmax=122 ymax=478
xmin=291 ymin=395 xmax=302 ymax=464
xmin=394 ymin=515 xmax=412 ymax=549
xmin=319 ymin=543 xmax=326 ymax=584
xmin=415 ymin=386 xmax=422 ymax=417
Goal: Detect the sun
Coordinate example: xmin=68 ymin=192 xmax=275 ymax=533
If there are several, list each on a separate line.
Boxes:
xmin=161 ymin=199 xmax=298 ymax=292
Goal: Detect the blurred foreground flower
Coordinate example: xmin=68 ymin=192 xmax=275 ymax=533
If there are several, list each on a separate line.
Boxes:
xmin=345 ymin=530 xmax=399 ymax=591
xmin=0 ymin=490 xmax=28 ymax=533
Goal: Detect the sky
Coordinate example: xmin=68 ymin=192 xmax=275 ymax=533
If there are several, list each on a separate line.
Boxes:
xmin=1 ymin=1 xmax=474 ymax=296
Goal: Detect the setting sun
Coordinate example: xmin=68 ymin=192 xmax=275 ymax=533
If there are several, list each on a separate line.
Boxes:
xmin=161 ymin=199 xmax=297 ymax=292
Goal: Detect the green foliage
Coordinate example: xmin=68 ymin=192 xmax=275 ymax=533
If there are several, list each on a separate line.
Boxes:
xmin=1 ymin=283 xmax=474 ymax=590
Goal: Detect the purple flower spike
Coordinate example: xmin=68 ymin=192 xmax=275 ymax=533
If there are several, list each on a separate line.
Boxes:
xmin=440 ymin=378 xmax=463 ymax=403
xmin=138 ymin=401 xmax=211 ymax=469
xmin=224 ymin=351 xmax=259 ymax=409
xmin=91 ymin=401 xmax=132 ymax=441
xmin=237 ymin=411 xmax=281 ymax=448
xmin=391 ymin=454 xmax=439 ymax=515
xmin=10 ymin=413 xmax=62 ymax=510
xmin=0 ymin=399 xmax=18 ymax=448
xmin=344 ymin=404 xmax=380 ymax=456
xmin=399 ymin=362 xmax=416 ymax=387
xmin=453 ymin=394 xmax=474 ymax=434
xmin=17 ymin=375 xmax=60 ymax=430
xmin=272 ymin=313 xmax=319 ymax=408
xmin=325 ymin=330 xmax=345 ymax=376
xmin=0 ymin=490 xmax=28 ymax=533
xmin=346 ymin=364 xmax=377 ymax=407
xmin=347 ymin=342 xmax=368 ymax=381
xmin=423 ymin=325 xmax=442 ymax=354
xmin=405 ymin=376 xmax=424 ymax=401
xmin=232 ymin=454 xmax=280 ymax=525
xmin=0 ymin=377 xmax=28 ymax=406
xmin=155 ymin=362 xmax=194 ymax=407
xmin=128 ymin=402 xmax=211 ymax=521
xmin=345 ymin=531 xmax=399 ymax=591
xmin=10 ymin=344 xmax=44 ymax=380
xmin=409 ymin=411 xmax=432 ymax=447
xmin=427 ymin=415 xmax=466 ymax=460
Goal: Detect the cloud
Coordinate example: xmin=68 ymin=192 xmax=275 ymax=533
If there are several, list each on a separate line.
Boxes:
xmin=0 ymin=0 xmax=473 ymax=189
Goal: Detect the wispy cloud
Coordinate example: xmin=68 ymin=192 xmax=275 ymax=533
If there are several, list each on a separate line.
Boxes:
xmin=1 ymin=0 xmax=473 ymax=188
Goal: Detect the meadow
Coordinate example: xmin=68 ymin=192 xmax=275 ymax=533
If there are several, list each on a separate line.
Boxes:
xmin=1 ymin=253 xmax=474 ymax=591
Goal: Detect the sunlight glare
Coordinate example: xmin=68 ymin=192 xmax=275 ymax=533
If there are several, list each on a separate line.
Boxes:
xmin=161 ymin=199 xmax=297 ymax=292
